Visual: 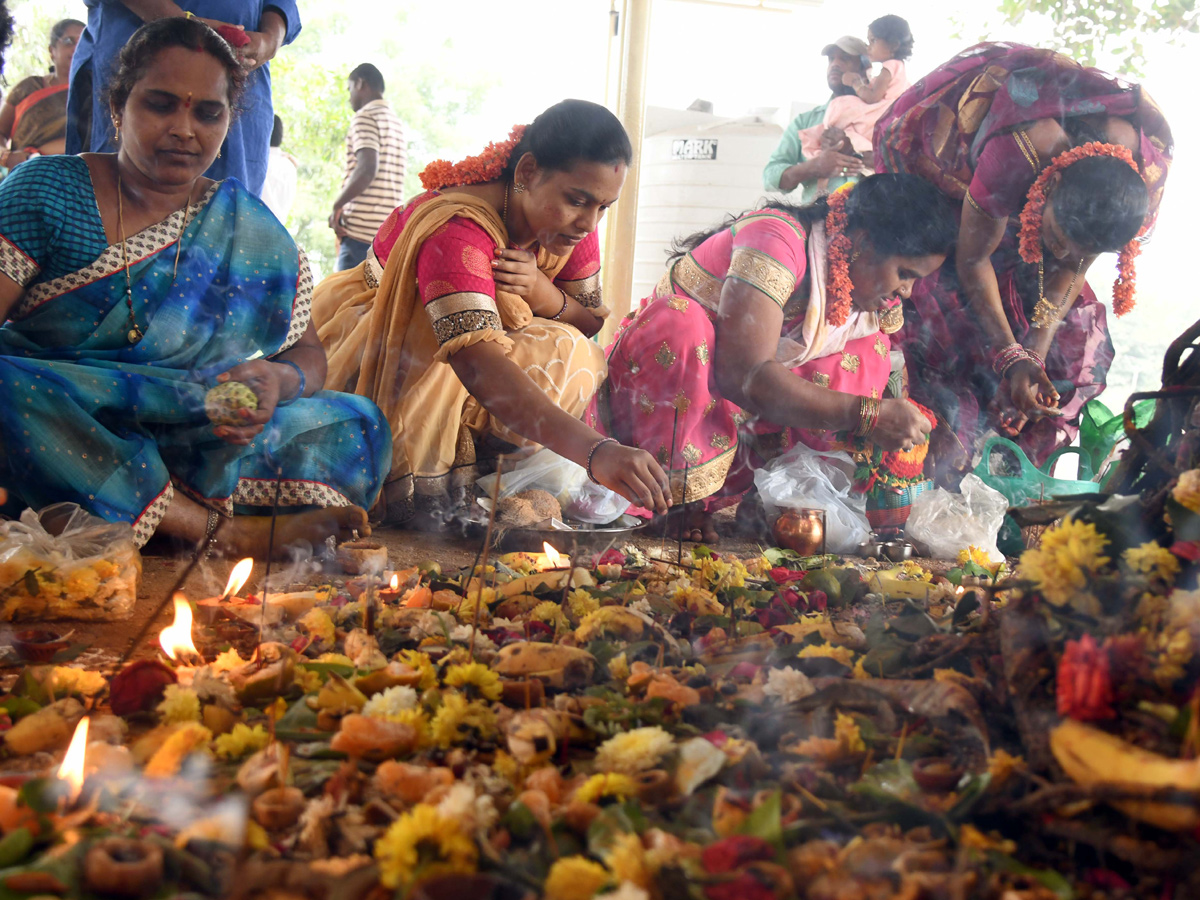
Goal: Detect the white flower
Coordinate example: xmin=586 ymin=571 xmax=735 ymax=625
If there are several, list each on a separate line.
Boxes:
xmin=763 ymin=667 xmax=815 ymax=704
xmin=434 ymin=782 xmax=499 ymax=832
xmin=605 ymin=884 xmax=650 ymax=900
xmin=490 ymin=617 xmax=519 ymax=630
xmin=407 ymin=610 xmax=451 ymax=642
xmin=362 ymin=685 xmax=418 ymax=719
xmin=450 ymin=625 xmax=496 ymax=652
xmin=629 ymin=598 xmax=653 ymax=617
xmin=595 ymin=726 xmax=675 ymax=774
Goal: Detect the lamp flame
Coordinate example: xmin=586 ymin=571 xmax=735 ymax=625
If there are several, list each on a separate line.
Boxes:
xmin=159 ymin=593 xmax=198 ymax=660
xmin=389 ymin=573 xmax=399 ymax=591
xmin=58 ymin=716 xmax=88 ymax=803
xmin=543 ymin=542 xmax=564 ymax=569
xmin=223 ymin=558 xmax=254 ymax=599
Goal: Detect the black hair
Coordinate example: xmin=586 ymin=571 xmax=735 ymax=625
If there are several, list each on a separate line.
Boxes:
xmin=671 ymin=173 xmax=956 ymax=263
xmin=271 ymin=114 xmax=284 ymax=147
xmin=349 ymin=63 xmax=385 ymax=94
xmin=868 ymin=14 xmax=913 ymax=61
xmin=1052 ymin=156 xmax=1148 ymax=253
xmin=0 ymin=2 xmax=14 ymax=77
xmin=501 ymin=99 xmax=633 ymax=180
xmin=50 ymin=18 xmax=85 ymax=46
xmin=107 ymin=17 xmax=247 ymax=115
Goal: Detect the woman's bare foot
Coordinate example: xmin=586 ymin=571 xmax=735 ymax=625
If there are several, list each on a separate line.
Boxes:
xmin=657 ymin=501 xmax=718 ymax=545
xmin=219 ymin=507 xmax=370 ymax=559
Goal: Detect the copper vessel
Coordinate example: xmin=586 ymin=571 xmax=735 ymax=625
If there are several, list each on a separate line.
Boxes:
xmin=771 ymin=508 xmax=825 ymax=556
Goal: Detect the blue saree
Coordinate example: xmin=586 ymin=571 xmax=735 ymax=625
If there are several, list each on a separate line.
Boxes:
xmin=0 ymin=155 xmax=391 ymax=546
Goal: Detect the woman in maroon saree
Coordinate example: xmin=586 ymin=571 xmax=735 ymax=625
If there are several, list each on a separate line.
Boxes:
xmin=874 ymin=42 xmax=1171 ymax=466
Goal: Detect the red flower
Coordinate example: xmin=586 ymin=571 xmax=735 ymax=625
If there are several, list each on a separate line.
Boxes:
xmin=729 ymin=662 xmax=762 ymax=680
xmin=769 ymin=567 xmax=806 ymax=584
xmin=109 ymin=659 xmax=177 ymax=717
xmin=595 ymin=549 xmax=626 ymax=567
xmin=419 ymin=125 xmax=527 ymax=191
xmin=1170 ymin=540 xmax=1200 ymax=562
xmin=1057 ymin=633 xmax=1115 ymax=721
xmin=804 ymin=590 xmax=828 ymax=612
xmin=704 ymin=730 xmax=729 ymax=747
xmin=214 ymin=24 xmax=251 ymax=48
xmin=824 ymin=189 xmax=854 ymax=326
xmin=701 ymin=835 xmax=776 ymax=874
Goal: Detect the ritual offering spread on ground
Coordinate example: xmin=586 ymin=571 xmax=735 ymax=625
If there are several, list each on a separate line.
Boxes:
xmin=2 ymin=474 xmax=1200 ymax=900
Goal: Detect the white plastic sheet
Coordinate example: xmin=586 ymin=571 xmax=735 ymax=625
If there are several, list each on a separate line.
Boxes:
xmin=905 ymin=474 xmax=1008 ymax=562
xmin=754 ymin=445 xmax=870 ymax=554
xmin=475 ymin=448 xmax=629 ymax=525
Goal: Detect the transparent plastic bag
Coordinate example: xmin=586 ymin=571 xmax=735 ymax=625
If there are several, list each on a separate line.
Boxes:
xmin=476 ymin=448 xmax=629 ymax=525
xmin=754 ymin=445 xmax=870 ymax=554
xmin=904 ymin=473 xmax=1008 ymax=562
xmin=0 ymin=503 xmax=140 ymax=621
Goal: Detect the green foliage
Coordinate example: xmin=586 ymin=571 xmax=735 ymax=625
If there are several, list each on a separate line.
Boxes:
xmin=996 ymin=0 xmax=1199 ymax=75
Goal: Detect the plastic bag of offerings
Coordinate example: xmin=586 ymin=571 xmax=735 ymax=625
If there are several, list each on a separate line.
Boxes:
xmin=755 ymin=445 xmax=870 ymax=554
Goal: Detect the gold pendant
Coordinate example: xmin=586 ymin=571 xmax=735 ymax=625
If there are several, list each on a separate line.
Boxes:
xmin=127 ymin=327 xmax=142 ymax=343
xmin=1031 ymin=296 xmax=1057 ymax=330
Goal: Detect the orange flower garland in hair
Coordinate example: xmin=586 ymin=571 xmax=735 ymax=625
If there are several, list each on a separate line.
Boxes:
xmin=824 ymin=184 xmax=855 ymax=326
xmin=1017 ymin=141 xmax=1145 ymax=317
xmin=419 ymin=124 xmax=527 ymax=191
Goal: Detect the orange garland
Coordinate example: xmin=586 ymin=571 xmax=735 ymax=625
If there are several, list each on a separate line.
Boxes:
xmin=824 ymin=186 xmax=854 ymax=326
xmin=419 ymin=125 xmax=527 ymax=192
xmin=1016 ymin=141 xmax=1145 ymax=317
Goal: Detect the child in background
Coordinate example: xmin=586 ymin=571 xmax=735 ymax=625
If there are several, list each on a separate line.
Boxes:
xmin=800 ymin=14 xmax=913 ymax=159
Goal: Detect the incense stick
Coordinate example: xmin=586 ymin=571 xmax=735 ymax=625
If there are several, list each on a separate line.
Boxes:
xmin=257 ymin=464 xmax=284 ymax=660
xmin=469 ymin=454 xmax=504 ymax=661
xmin=678 ymin=462 xmax=690 ymax=563
xmin=661 ymin=406 xmax=680 ymax=553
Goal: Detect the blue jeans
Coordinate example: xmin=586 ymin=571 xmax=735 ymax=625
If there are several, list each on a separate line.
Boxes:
xmin=336 ymin=236 xmax=371 ymax=271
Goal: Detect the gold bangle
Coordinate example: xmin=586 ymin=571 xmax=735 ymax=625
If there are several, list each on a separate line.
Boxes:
xmin=185 ymin=10 xmax=196 ymax=18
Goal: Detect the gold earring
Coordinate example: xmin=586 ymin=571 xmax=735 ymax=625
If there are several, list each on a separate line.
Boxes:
xmin=513 ymin=182 xmax=526 ymax=194
xmin=111 ymin=118 xmax=120 ymax=142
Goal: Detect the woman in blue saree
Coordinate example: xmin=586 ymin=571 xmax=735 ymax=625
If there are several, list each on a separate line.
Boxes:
xmin=0 ymin=18 xmax=390 ymax=558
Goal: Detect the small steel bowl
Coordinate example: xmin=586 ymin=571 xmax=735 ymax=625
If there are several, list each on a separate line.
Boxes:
xmin=882 ymin=540 xmax=914 ymax=561
xmin=857 ymin=540 xmax=886 ymax=559
xmin=13 ymin=629 xmax=70 ymax=662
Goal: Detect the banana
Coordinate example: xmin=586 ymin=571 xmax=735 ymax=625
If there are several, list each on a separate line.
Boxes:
xmin=1049 ymin=718 xmax=1200 ymax=831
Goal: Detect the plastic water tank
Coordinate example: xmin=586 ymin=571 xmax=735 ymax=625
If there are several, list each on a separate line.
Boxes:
xmin=631 ymin=106 xmax=783 ymax=304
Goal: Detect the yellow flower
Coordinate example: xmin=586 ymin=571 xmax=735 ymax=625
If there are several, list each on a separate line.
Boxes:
xmin=145 ymin=723 xmax=213 ymax=777
xmin=1172 ymin=468 xmax=1200 ymax=513
xmin=530 ymin=601 xmax=568 ymax=627
xmin=373 ymin=804 xmax=478 ymax=890
xmin=395 ymin=650 xmax=438 ymax=691
xmin=1123 ymin=542 xmax=1181 ymax=585
xmin=567 ymin=589 xmax=600 ymax=621
xmin=1151 ymin=627 xmax=1192 ymax=687
xmin=697 ymin=558 xmax=746 ymax=590
xmin=316 ymin=652 xmax=355 ymax=667
xmin=1018 ymin=517 xmax=1110 ymax=607
xmin=443 ymin=662 xmax=503 ymax=701
xmin=851 ymin=657 xmax=873 ymax=680
xmin=669 ymin=581 xmax=722 ymax=615
xmin=900 ymin=560 xmax=933 ymax=581
xmin=798 ymin=642 xmax=855 ymax=667
xmin=834 ymin=712 xmax=865 ymax=754
xmin=294 ymin=667 xmax=323 ymax=694
xmin=454 ymin=592 xmax=492 ymax=625
xmin=574 ymin=773 xmax=639 ymax=805
xmin=430 ymin=692 xmax=497 ymax=748
xmin=959 ymin=824 xmax=1016 ymax=854
xmin=211 ymin=647 xmax=250 ymax=674
xmin=602 ymin=833 xmax=651 ymax=890
xmin=608 ymin=652 xmax=631 ymax=682
xmin=213 ymin=723 xmax=270 ymax=761
xmin=956 ymin=546 xmax=991 ymax=569
xmin=986 ymin=749 xmax=1025 ymax=787
xmin=492 ymin=749 xmax=520 ymax=783
xmin=46 ymin=666 xmax=107 ymax=697
xmin=63 ymin=566 xmax=101 ymax=600
xmin=543 ymin=856 xmax=610 ymax=900
xmin=595 ymin=726 xmax=674 ymax=774
xmin=298 ymin=607 xmax=336 ymax=644
xmin=157 ymin=684 xmax=201 ymax=724
xmin=744 ymin=555 xmax=773 ymax=577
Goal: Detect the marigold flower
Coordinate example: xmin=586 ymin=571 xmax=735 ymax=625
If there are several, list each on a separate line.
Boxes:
xmin=824 ymin=187 xmax=855 ymax=326
xmin=213 ymin=723 xmax=270 ymax=761
xmin=1123 ymin=541 xmax=1181 ymax=585
xmin=157 ymin=684 xmax=201 ymax=724
xmin=442 ymin=662 xmax=503 ymax=701
xmin=595 ymin=726 xmax=675 ymax=774
xmin=373 ymin=804 xmax=478 ymax=889
xmin=543 ymin=856 xmax=610 ymax=900
xmin=393 ymin=650 xmax=436 ymax=686
xmin=429 ymin=692 xmax=497 ymax=748
xmin=419 ymin=125 xmax=527 ymax=192
xmin=1018 ymin=517 xmax=1110 ymax=607
xmin=797 ymin=642 xmax=855 ymax=667
xmin=1056 ymin=633 xmax=1115 ymax=721
xmin=1172 ymin=469 xmax=1200 ymax=514
xmin=574 ymin=772 xmax=639 ymax=805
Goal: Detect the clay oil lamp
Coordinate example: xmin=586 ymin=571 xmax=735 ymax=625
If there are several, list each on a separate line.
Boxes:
xmin=772 ymin=509 xmax=826 ymax=556
xmin=912 ymin=757 xmax=964 ymax=793
xmin=12 ymin=629 xmax=71 ymax=663
xmin=57 ymin=716 xmax=90 ymax=807
xmin=195 ymin=557 xmax=254 ymax=625
xmin=490 ymin=543 xmax=580 ymax=598
xmin=159 ymin=593 xmax=204 ymax=682
xmin=377 ymin=572 xmax=404 ymax=604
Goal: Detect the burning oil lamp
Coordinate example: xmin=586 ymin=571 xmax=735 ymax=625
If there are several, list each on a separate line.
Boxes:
xmin=57 ymin=716 xmax=89 ymax=806
xmin=536 ymin=542 xmax=571 ymax=572
xmin=196 ymin=558 xmax=254 ymax=624
xmin=159 ymin=593 xmax=203 ymax=674
xmin=377 ymin=572 xmax=403 ymax=604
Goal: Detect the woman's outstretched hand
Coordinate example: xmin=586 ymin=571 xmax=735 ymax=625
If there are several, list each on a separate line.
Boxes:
xmin=589 ymin=443 xmax=672 ymax=515
xmin=873 ymin=399 xmax=932 ymax=451
xmin=996 ymin=359 xmax=1062 ymax=436
xmin=210 ymin=362 xmax=291 ymax=445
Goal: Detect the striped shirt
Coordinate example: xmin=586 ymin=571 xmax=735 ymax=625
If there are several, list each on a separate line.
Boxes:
xmin=341 ymin=99 xmax=407 ymax=243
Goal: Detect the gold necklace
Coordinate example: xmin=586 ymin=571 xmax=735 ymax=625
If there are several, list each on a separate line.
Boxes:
xmin=1031 ymin=253 xmax=1085 ymax=330
xmin=502 ymin=181 xmax=510 ymax=231
xmin=117 ymin=173 xmax=195 ymax=343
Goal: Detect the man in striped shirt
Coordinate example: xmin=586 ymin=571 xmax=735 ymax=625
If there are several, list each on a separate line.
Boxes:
xmin=330 ymin=63 xmax=407 ymax=271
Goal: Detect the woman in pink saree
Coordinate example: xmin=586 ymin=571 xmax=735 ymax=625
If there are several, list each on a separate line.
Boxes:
xmin=588 ymin=174 xmax=957 ymax=541
xmin=874 ymin=42 xmax=1169 ymax=466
